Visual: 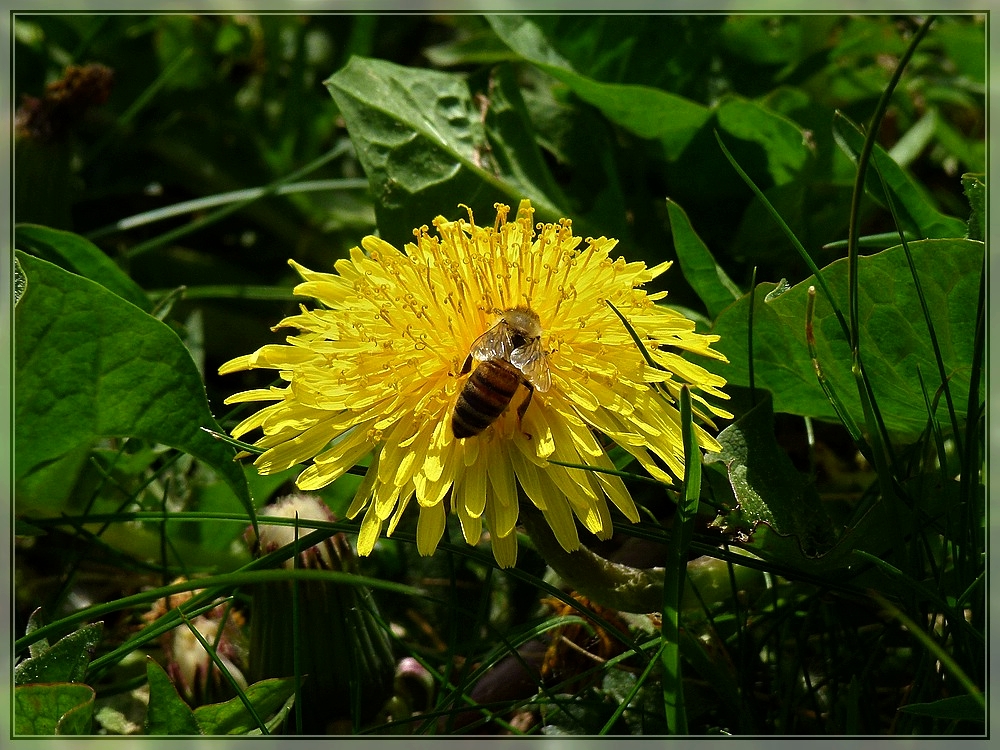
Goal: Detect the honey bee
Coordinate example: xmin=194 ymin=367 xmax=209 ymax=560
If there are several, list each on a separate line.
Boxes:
xmin=452 ymin=306 xmax=552 ymax=439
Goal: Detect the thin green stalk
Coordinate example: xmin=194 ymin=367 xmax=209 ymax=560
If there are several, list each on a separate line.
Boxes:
xmin=747 ymin=266 xmax=757 ymax=405
xmin=602 ymin=639 xmax=667 ymax=735
xmin=805 ymin=286 xmax=869 ymax=457
xmin=868 ymin=591 xmax=984 ymax=711
xmin=125 ymin=143 xmax=350 ymax=258
xmin=87 ymin=178 xmax=368 ymax=241
xmin=661 ymin=386 xmax=700 ymax=735
xmin=547 ymin=457 xmax=671 ymax=486
xmin=178 ymin=608 xmax=268 ymax=734
xmin=290 ymin=516 xmax=304 ymax=735
xmin=959 ymin=269 xmax=986 ymax=583
xmin=846 ymin=16 xmax=936 ymax=350
xmin=874 ymin=163 xmax=962 ymax=457
xmin=852 ymin=550 xmax=983 ymax=648
xmin=714 ymin=132 xmax=850 ymax=344
xmin=85 ymin=47 xmax=194 ymax=163
xmin=840 ymin=19 xmax=936 ymax=495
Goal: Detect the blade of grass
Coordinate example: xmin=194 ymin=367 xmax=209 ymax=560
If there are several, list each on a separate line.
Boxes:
xmin=874 ymin=161 xmax=963 ymax=457
xmin=845 ymin=16 xmax=937 ymax=350
xmin=915 ymin=367 xmax=949 ymax=484
xmin=747 ymin=266 xmax=757 ymax=406
xmin=86 ymin=178 xmax=368 ymax=241
xmin=602 ymin=639 xmax=667 ymax=735
xmin=124 ymin=143 xmax=351 ymax=258
xmin=177 ymin=608 xmax=268 ymax=734
xmin=85 ymin=47 xmax=194 ymax=163
xmin=958 ymin=268 xmax=985 ymax=618
xmin=841 ymin=17 xmax=936 ymax=506
xmin=290 ymin=516 xmax=304 ymax=735
xmin=852 ymin=550 xmax=983 ymax=648
xmin=805 ymin=286 xmax=869 ymax=458
xmin=868 ymin=590 xmax=984 ymax=712
xmin=547 ymin=457 xmax=670 ymax=487
xmin=661 ymin=386 xmax=700 ymax=734
xmin=714 ymin=131 xmax=850 ymax=344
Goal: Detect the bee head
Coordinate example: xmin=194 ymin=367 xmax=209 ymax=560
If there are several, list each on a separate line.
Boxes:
xmin=501 ymin=306 xmax=543 ymax=341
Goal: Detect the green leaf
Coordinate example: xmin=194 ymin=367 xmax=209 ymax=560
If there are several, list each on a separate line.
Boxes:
xmin=705 ymin=394 xmax=836 ymax=559
xmin=833 ymin=112 xmax=967 ymax=239
xmin=193 ymin=677 xmax=298 ymax=735
xmin=424 ymin=27 xmax=517 ymax=68
xmin=324 ymin=56 xmax=565 ymax=246
xmin=15 ymin=255 xmax=27 ymax=305
xmin=666 ymin=198 xmax=741 ymax=318
xmin=145 ymin=658 xmax=203 ymax=735
xmin=715 ymin=96 xmax=811 ymax=186
xmin=962 ymin=172 xmax=985 ymax=241
xmin=15 ymin=623 xmax=103 ymax=686
xmin=15 ymin=224 xmax=152 ymax=311
xmin=897 ymin=694 xmax=984 ymax=722
xmin=14 ymin=251 xmax=255 ymax=529
xmin=706 ymin=238 xmax=983 ymax=438
xmin=487 ymin=15 xmax=710 ymax=159
xmin=14 ymin=683 xmax=95 ymax=735
xmin=483 ymin=63 xmax=572 ymax=212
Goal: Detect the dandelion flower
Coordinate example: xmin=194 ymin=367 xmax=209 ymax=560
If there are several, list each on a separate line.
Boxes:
xmin=220 ymin=200 xmax=730 ymax=568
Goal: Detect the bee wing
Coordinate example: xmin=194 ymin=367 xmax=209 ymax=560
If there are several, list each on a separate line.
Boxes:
xmin=469 ymin=320 xmax=514 ymax=362
xmin=510 ymin=338 xmax=551 ymax=392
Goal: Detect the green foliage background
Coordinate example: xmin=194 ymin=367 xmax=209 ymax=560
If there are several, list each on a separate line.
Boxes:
xmin=11 ymin=13 xmax=986 ymax=737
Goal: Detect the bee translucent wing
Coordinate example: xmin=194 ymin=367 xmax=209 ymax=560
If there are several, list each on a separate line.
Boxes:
xmin=469 ymin=321 xmax=513 ymax=362
xmin=510 ymin=339 xmax=551 ymax=392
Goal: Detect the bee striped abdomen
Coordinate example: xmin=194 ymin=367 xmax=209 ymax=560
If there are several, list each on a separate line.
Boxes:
xmin=452 ymin=359 xmax=522 ymax=438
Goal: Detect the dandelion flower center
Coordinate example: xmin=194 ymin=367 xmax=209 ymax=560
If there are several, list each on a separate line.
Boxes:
xmin=220 ymin=200 xmax=731 ymax=567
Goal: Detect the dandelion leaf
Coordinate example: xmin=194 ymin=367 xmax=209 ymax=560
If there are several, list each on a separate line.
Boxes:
xmin=833 ymin=112 xmax=966 ymax=239
xmin=705 ymin=394 xmax=837 ymax=560
xmin=324 ymin=56 xmax=565 ymax=246
xmin=145 ymin=658 xmax=202 ymax=735
xmin=193 ymin=677 xmax=299 ymax=735
xmin=666 ymin=198 xmax=741 ymax=318
xmin=14 ymin=621 xmax=103 ymax=686
xmin=487 ymin=14 xmax=709 ymax=159
xmin=962 ymin=172 xmax=985 ymax=241
xmin=705 ymin=238 xmax=983 ymax=438
xmin=15 ymin=224 xmax=151 ymax=311
xmin=14 ymin=683 xmax=95 ymax=736
xmin=14 ymin=251 xmax=255 ymax=528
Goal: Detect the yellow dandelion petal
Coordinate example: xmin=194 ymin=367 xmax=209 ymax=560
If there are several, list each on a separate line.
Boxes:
xmin=254 ymin=418 xmax=348 ymax=475
xmin=296 ymin=429 xmax=375 ymax=492
xmin=520 ymin=402 xmax=555 ymax=461
xmin=461 ymin=446 xmax=489 ymax=518
xmin=540 ymin=482 xmax=580 ymax=552
xmin=576 ymin=481 xmax=614 ymax=539
xmin=373 ymin=483 xmax=401 ymax=521
xmin=387 ymin=486 xmax=414 ymax=536
xmin=488 ymin=445 xmax=521 ymax=538
xmin=223 ymin=387 xmax=284 ymax=405
xmin=347 ymin=457 xmax=379 ymax=519
xmin=416 ymin=500 xmax=447 ymax=556
xmin=357 ymin=504 xmax=384 ymax=557
xmin=484 ymin=500 xmax=519 ymax=569
xmin=486 ymin=439 xmax=520 ymax=510
xmin=451 ymin=468 xmax=484 ymax=544
xmin=580 ymin=448 xmax=640 ymax=523
xmin=220 ymin=200 xmax=729 ymax=567
xmin=378 ymin=417 xmax=428 ymax=488
xmin=508 ymin=441 xmax=547 ymax=511
xmin=543 ymin=393 xmax=605 ymax=459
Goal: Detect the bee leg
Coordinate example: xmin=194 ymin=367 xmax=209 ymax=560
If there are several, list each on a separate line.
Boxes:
xmin=516 ymin=383 xmax=535 ymax=439
xmin=459 ymin=354 xmax=473 ymax=376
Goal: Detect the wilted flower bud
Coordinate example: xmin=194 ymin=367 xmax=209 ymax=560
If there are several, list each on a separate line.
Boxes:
xmin=247 ymin=494 xmax=395 ymax=733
